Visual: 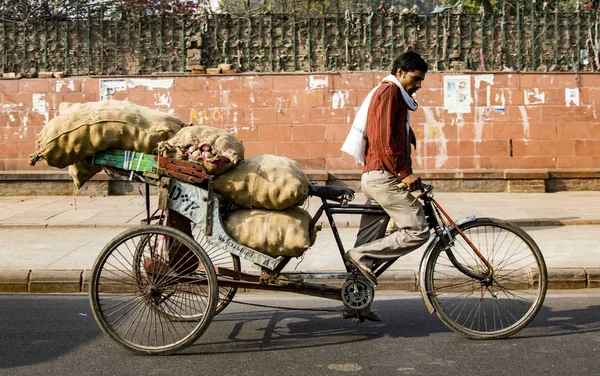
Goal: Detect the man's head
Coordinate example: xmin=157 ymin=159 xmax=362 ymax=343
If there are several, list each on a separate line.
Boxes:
xmin=391 ymin=51 xmax=428 ymax=96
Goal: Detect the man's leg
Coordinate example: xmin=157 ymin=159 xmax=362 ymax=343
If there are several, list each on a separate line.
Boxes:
xmin=354 ymin=199 xmax=390 ymax=248
xmin=348 ymin=171 xmax=430 ymax=266
xmin=344 ymin=184 xmax=389 ymax=322
xmin=343 ymin=171 xmax=430 ymax=323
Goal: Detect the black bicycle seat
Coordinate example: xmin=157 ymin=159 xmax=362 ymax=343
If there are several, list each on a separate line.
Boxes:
xmin=308 ymin=184 xmax=355 ymax=202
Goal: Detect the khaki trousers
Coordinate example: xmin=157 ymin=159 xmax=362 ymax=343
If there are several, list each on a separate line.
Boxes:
xmin=348 ymin=170 xmax=430 ymax=267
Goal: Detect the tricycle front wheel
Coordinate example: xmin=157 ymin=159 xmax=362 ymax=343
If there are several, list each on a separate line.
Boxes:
xmin=423 ymin=218 xmax=547 ymax=339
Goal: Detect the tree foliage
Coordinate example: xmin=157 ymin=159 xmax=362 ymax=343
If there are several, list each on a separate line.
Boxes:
xmin=218 ymin=0 xmax=437 ymax=15
xmin=216 ymin=0 xmax=591 ymax=15
xmin=440 ymin=0 xmax=586 ymax=14
xmin=0 ymin=0 xmax=83 ymax=21
xmin=1 ymin=0 xmax=593 ymax=21
xmin=0 ymin=0 xmax=210 ymax=22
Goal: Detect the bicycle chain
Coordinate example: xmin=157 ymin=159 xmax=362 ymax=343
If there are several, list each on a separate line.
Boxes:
xmin=229 ymin=299 xmax=343 ymax=313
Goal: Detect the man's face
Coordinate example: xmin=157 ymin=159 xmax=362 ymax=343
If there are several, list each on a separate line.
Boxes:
xmin=396 ymin=69 xmax=426 ymax=96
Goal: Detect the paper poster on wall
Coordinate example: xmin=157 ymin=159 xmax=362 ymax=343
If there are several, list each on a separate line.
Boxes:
xmin=444 ymin=75 xmax=472 ymax=113
xmin=100 ymin=78 xmax=127 ymax=101
xmin=565 ymin=88 xmax=580 ymax=107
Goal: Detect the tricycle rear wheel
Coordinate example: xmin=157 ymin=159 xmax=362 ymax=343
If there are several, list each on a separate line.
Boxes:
xmin=89 ymin=225 xmax=218 ymax=355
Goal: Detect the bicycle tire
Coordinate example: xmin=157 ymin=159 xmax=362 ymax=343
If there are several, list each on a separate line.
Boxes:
xmin=89 ymin=225 xmax=218 ymax=355
xmin=423 ymin=217 xmax=547 ymax=339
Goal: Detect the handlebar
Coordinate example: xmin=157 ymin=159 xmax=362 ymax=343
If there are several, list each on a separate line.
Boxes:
xmin=420 ymin=182 xmax=434 ymax=194
xmin=409 ymin=181 xmax=434 ymax=206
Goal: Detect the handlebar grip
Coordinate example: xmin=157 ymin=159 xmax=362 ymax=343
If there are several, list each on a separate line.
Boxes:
xmin=420 ymin=182 xmax=434 ymax=193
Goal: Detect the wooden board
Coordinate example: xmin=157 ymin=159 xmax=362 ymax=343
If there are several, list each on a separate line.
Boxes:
xmin=91 ymin=149 xmax=159 ymax=173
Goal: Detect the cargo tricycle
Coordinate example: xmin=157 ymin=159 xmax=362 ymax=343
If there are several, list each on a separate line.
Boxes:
xmin=88 ymin=149 xmax=548 ymax=355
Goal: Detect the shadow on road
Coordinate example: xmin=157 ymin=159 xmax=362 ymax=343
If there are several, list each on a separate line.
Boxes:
xmin=187 ymin=296 xmax=465 ymax=355
xmin=2 ymin=293 xmax=599 ymax=363
xmin=519 ymin=302 xmax=600 ymax=338
xmin=188 ymin=293 xmax=600 ymax=355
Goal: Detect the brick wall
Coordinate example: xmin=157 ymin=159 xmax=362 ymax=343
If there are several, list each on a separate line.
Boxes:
xmin=1 ymin=72 xmax=599 ymax=174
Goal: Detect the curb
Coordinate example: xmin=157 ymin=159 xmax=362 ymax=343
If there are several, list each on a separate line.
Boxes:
xmin=509 ymin=219 xmax=600 ymax=227
xmin=1 ymin=219 xmax=600 ymax=230
xmin=1 ymin=268 xmax=600 ymax=294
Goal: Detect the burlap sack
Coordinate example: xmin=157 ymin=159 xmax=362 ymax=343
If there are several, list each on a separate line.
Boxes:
xmin=157 ymin=125 xmax=244 ymax=176
xmin=224 ymin=206 xmax=315 ymax=257
xmin=213 ymin=155 xmax=309 ymax=210
xmin=29 ymin=100 xmax=183 ymax=169
xmin=69 ymin=160 xmax=103 ymax=189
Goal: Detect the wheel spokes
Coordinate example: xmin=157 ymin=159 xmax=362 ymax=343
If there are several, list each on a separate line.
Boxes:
xmin=90 ymin=226 xmax=217 ymax=354
xmin=427 ymin=221 xmax=546 ymax=337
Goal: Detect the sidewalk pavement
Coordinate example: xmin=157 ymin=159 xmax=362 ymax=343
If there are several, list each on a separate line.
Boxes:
xmin=1 ymin=191 xmax=600 ymax=293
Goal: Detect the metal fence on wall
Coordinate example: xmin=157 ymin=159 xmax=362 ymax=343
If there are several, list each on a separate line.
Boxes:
xmin=0 ymin=10 xmax=189 ymax=76
xmin=1 ymin=7 xmax=599 ymax=75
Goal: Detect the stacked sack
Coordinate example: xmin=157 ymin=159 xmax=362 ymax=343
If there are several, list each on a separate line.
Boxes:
xmin=29 ymin=100 xmax=184 ymax=188
xmin=157 ymin=125 xmax=244 ymax=176
xmin=214 ymin=154 xmax=315 ymax=258
xmin=29 ymin=99 xmax=312 ymax=258
xmin=29 ymin=100 xmax=246 ymax=188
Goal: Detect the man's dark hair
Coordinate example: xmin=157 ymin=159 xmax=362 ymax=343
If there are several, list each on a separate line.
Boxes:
xmin=391 ymin=51 xmax=428 ymax=75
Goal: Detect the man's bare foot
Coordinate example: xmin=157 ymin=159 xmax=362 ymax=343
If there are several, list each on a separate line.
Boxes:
xmin=344 ymin=253 xmax=377 ymax=286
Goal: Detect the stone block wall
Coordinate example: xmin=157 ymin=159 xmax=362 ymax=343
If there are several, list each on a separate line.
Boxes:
xmin=1 ymin=72 xmax=599 ymax=193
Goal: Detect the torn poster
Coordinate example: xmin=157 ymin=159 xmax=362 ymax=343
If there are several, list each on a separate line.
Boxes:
xmin=565 ymin=88 xmax=580 ymax=107
xmin=99 ymin=78 xmax=127 ymax=101
xmin=444 ymin=75 xmax=472 ymax=114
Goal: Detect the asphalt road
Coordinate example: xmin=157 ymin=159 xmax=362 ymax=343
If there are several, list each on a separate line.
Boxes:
xmin=1 ymin=291 xmax=600 ymax=376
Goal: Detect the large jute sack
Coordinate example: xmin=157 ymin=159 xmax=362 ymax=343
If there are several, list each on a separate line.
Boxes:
xmin=213 ymin=155 xmax=309 ymax=210
xmin=157 ymin=125 xmax=244 ymax=176
xmin=29 ymin=100 xmax=183 ymax=169
xmin=69 ymin=160 xmax=103 ymax=189
xmin=224 ymin=206 xmax=316 ymax=257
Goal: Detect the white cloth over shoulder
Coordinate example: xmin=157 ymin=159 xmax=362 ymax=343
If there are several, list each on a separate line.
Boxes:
xmin=340 ymin=74 xmax=418 ymax=164
xmin=339 ymin=86 xmax=378 ymax=164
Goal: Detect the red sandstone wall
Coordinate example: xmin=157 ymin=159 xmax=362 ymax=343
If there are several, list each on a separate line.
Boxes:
xmin=1 ymin=72 xmax=599 ymax=172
